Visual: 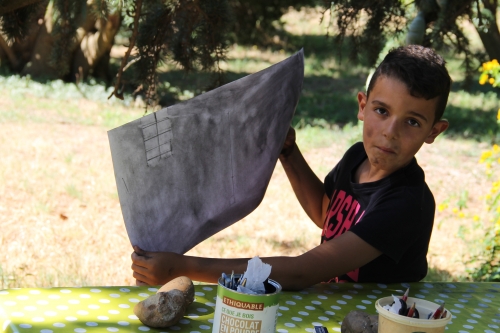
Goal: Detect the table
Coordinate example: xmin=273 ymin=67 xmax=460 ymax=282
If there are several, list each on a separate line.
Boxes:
xmin=1 ymin=282 xmax=499 ymax=333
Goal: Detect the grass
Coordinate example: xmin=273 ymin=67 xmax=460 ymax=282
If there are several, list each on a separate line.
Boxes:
xmin=0 ymin=7 xmax=498 ymax=288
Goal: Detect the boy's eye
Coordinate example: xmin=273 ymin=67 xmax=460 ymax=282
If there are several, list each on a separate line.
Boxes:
xmin=407 ymin=119 xmax=420 ymax=127
xmin=375 ymin=108 xmax=387 ymax=115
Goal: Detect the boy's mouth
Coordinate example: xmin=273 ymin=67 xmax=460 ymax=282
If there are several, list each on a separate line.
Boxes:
xmin=376 ymin=146 xmax=396 ymax=154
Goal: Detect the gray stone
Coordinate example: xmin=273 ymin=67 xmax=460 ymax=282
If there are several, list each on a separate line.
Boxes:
xmin=341 ymin=310 xmax=378 ymax=333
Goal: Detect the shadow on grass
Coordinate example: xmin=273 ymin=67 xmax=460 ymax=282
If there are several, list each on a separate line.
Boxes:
xmin=444 ymin=105 xmax=498 ymax=140
xmin=422 ymin=267 xmax=468 ymax=282
xmin=154 ymin=68 xmax=500 ymax=140
xmin=154 ymin=69 xmax=363 ymax=127
xmin=2 ymin=30 xmax=499 ymax=140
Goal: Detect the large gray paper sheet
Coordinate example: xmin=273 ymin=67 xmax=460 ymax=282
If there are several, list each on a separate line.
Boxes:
xmin=108 ymin=50 xmax=304 ymax=253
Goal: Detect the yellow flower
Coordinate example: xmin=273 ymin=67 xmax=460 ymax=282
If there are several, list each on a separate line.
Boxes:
xmin=458 ymin=211 xmax=465 ymax=218
xmin=493 ymin=59 xmax=499 ymax=66
xmin=497 ymin=109 xmax=500 ymax=121
xmin=437 ymin=203 xmax=447 ymax=212
xmin=452 ymin=207 xmax=458 ymax=213
xmin=481 ymin=151 xmax=492 ymax=159
xmin=473 ymin=215 xmax=480 ymax=221
xmin=494 ymin=144 xmax=500 ymax=152
xmin=479 ymin=73 xmax=488 ymax=85
xmin=483 ymin=62 xmax=492 ymax=71
xmin=489 ymin=78 xmax=495 ymax=84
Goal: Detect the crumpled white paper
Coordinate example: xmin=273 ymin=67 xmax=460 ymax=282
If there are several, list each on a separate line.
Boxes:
xmin=383 ymin=295 xmax=404 ymax=314
xmin=237 ymin=256 xmax=272 ymax=294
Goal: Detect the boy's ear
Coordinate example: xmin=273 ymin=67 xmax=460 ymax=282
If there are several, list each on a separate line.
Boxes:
xmin=424 ymin=119 xmax=449 ymax=144
xmin=357 ymin=92 xmax=367 ymax=121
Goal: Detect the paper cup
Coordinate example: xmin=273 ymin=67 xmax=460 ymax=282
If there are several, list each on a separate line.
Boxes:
xmin=211 ymin=275 xmax=281 ymax=333
xmin=375 ymin=296 xmax=451 ymax=333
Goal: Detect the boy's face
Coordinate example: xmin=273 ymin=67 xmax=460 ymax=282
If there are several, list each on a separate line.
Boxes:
xmin=357 ymin=76 xmax=448 ymax=177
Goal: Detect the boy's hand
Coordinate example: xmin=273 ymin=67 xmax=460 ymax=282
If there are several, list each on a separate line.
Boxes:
xmin=131 ymin=245 xmax=183 ymax=286
xmin=280 ymin=127 xmax=296 ymax=158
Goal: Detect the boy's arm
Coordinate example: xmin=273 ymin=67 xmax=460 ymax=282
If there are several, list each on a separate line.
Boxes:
xmin=279 ymin=127 xmax=329 ymax=228
xmin=132 ymin=246 xmax=249 ymax=286
xmin=131 ymin=232 xmax=382 ymax=290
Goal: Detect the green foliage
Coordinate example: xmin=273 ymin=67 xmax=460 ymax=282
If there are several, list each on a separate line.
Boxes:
xmin=322 ymin=0 xmax=407 ymax=66
xmin=120 ymin=0 xmax=230 ymax=103
xmin=0 ymin=75 xmax=131 ymax=104
xmin=322 ymin=0 xmax=488 ymax=84
xmin=462 ymin=59 xmax=500 ymax=282
xmin=465 ymin=145 xmax=500 ymax=281
xmin=0 ymin=75 xmax=137 ymax=129
xmin=330 ymin=0 xmax=408 ymax=66
xmin=0 ymin=0 xmax=45 ymax=41
xmin=90 ymin=0 xmax=110 ymax=20
xmin=226 ymin=0 xmax=318 ymax=46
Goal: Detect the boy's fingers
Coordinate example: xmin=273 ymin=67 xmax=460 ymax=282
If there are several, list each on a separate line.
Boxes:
xmin=131 ymin=251 xmax=150 ymax=267
xmin=132 ymin=271 xmax=150 ymax=285
xmin=135 ymin=279 xmax=148 ymax=286
xmin=131 ymin=262 xmax=149 ymax=275
xmin=132 ymin=245 xmax=150 ymax=257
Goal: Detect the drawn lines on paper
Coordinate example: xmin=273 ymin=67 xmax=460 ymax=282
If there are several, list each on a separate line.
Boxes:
xmin=140 ymin=109 xmax=173 ymax=166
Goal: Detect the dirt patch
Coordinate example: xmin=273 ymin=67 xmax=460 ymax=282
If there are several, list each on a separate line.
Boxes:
xmin=0 ymin=122 xmax=132 ymax=287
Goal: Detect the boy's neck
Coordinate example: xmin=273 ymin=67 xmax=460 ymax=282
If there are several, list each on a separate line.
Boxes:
xmin=354 ymin=158 xmax=410 ymax=184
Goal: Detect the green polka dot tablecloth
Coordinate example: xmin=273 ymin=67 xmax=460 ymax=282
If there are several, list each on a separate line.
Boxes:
xmin=1 ymin=282 xmax=499 ymax=333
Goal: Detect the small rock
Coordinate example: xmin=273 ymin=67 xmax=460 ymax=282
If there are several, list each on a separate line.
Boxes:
xmin=133 ymin=289 xmax=186 ymax=328
xmin=157 ymin=276 xmax=195 ymax=306
xmin=341 ymin=310 xmax=378 ymax=333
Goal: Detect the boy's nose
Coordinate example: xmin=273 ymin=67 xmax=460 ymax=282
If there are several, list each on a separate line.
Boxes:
xmin=383 ymin=119 xmax=400 ymax=139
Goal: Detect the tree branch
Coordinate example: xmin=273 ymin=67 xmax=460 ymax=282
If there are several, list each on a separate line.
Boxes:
xmin=108 ymin=0 xmax=142 ymax=100
xmin=0 ymin=0 xmax=43 ymax=15
xmin=0 ymin=34 xmax=18 ymax=68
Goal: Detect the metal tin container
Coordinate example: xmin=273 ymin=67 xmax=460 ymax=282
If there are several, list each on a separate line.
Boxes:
xmin=211 ymin=275 xmax=282 ymax=333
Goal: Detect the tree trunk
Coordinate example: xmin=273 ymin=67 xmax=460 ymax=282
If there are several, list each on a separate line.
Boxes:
xmin=17 ymin=0 xmax=121 ymax=82
xmin=71 ymin=12 xmax=122 ymax=81
xmin=0 ymin=34 xmax=18 ymax=68
xmin=0 ymin=0 xmax=47 ymax=71
xmin=20 ymin=2 xmax=59 ymax=79
xmin=476 ymin=0 xmax=500 ymax=61
xmin=477 ymin=29 xmax=500 ymax=60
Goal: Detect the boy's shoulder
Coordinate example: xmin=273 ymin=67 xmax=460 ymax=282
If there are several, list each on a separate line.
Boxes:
xmin=341 ymin=141 xmax=365 ymax=161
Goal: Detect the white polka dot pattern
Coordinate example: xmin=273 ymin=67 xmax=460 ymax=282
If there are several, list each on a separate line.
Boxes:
xmin=0 ymin=283 xmax=497 ymax=332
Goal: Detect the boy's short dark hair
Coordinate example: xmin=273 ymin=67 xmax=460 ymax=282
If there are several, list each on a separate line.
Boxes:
xmin=367 ymin=45 xmax=451 ymax=123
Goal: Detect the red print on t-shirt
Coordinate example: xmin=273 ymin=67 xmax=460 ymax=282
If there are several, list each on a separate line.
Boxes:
xmin=322 ymin=190 xmax=362 ymax=240
xmin=322 ymin=189 xmax=365 ymax=282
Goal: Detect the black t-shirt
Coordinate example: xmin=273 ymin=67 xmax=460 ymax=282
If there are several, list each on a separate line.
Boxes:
xmin=321 ymin=142 xmax=434 ymax=283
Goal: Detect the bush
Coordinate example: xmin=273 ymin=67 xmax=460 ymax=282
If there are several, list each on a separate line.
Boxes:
xmin=467 ymin=59 xmax=500 ymax=281
xmin=479 ymin=59 xmax=500 ymax=87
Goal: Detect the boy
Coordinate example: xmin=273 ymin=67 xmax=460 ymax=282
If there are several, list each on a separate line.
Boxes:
xmin=131 ymin=45 xmax=451 ymax=290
